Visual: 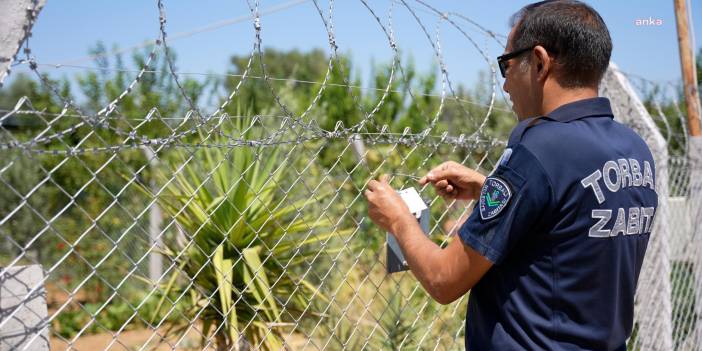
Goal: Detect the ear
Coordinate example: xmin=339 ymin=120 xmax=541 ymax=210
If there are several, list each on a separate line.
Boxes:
xmin=532 ymin=45 xmax=552 ymax=83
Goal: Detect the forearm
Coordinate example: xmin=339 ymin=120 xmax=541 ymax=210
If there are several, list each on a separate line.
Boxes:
xmin=391 ymin=216 xmax=454 ymax=303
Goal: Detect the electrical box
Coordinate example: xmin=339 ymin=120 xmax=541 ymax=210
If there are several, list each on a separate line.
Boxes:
xmin=386 ymin=187 xmax=430 ymax=273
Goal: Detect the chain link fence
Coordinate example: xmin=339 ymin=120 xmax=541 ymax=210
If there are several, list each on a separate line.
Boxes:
xmin=668 ymin=156 xmax=699 ymax=350
xmin=0 ymin=1 xmax=700 ymax=350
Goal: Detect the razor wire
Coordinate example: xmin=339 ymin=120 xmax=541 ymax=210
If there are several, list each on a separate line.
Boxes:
xmin=0 ymin=1 xmax=698 ymax=350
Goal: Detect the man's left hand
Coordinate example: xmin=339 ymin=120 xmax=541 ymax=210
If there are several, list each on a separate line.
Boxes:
xmin=364 ymin=174 xmax=415 ymax=234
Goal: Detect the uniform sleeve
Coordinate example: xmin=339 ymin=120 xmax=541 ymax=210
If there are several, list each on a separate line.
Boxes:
xmin=458 ymin=144 xmax=553 ymax=264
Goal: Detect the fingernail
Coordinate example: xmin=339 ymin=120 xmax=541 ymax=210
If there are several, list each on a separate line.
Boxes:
xmin=427 ymin=172 xmax=434 ymax=179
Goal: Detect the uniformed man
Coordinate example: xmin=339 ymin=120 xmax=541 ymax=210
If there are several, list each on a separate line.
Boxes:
xmin=364 ymin=1 xmax=658 ymax=349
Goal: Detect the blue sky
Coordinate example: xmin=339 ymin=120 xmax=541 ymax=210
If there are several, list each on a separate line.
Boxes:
xmin=12 ymin=0 xmax=702 ymax=95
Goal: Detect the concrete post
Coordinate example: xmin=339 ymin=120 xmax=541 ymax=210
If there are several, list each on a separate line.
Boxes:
xmin=0 ymin=0 xmax=46 ymax=87
xmin=0 ymin=265 xmax=49 ymax=351
xmin=141 ymin=146 xmax=163 ymax=282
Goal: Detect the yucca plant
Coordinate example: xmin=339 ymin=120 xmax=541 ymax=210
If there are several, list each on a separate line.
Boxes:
xmin=146 ymin=118 xmax=350 ymax=350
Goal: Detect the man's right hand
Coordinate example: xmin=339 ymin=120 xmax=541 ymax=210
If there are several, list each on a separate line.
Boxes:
xmin=418 ymin=161 xmax=486 ymax=201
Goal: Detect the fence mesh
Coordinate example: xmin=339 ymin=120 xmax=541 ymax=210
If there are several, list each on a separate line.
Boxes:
xmin=0 ymin=1 xmax=699 ymax=350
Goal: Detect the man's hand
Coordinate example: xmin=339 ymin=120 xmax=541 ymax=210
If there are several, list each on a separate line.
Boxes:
xmin=419 ymin=161 xmax=486 ymax=201
xmin=364 ymin=174 xmax=416 ymax=234
xmin=364 ymin=174 xmax=493 ymax=305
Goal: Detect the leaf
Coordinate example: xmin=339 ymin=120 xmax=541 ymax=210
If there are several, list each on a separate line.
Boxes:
xmin=267 ymin=217 xmax=333 ymax=242
xmin=213 ymin=245 xmax=238 ymax=343
xmin=248 ymin=192 xmax=333 ymax=234
xmin=150 ymin=256 xmax=190 ymax=323
xmin=241 ymin=246 xmax=280 ymax=322
xmin=272 ymin=228 xmax=353 ymax=255
xmin=201 ymin=317 xmax=213 ymax=347
xmin=298 ymin=278 xmax=330 ymax=304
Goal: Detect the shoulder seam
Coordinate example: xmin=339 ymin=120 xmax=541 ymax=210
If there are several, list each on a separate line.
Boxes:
xmin=509 ymin=117 xmax=557 ymax=145
xmin=513 ymin=143 xmax=557 ymax=206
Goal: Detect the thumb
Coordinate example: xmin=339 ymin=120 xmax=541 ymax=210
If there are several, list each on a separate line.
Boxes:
xmin=427 ymin=167 xmax=457 ymax=183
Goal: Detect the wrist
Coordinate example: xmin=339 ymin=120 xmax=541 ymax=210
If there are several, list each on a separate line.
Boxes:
xmin=471 ymin=175 xmax=487 ymax=199
xmin=390 ymin=213 xmax=419 ymax=239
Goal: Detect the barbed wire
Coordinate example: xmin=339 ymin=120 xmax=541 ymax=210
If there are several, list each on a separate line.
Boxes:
xmin=3 ymin=62 xmax=516 ymax=113
xmin=0 ymin=0 xmax=517 ymax=151
xmin=1 ymin=2 xmax=507 ymax=348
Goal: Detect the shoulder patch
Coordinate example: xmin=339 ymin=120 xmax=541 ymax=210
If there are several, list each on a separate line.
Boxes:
xmin=479 ymin=177 xmax=512 ymax=220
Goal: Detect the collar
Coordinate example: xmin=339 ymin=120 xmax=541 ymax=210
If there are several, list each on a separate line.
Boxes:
xmin=544 ymin=97 xmax=614 ymax=122
xmin=507 ymin=97 xmax=614 ymax=146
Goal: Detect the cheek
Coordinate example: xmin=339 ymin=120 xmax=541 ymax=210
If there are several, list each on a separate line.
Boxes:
xmin=510 ymin=86 xmax=524 ymax=105
xmin=513 ymin=75 xmax=532 ymax=99
xmin=509 ymin=89 xmax=528 ymax=114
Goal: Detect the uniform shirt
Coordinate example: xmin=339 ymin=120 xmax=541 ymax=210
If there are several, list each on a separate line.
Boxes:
xmin=458 ymin=97 xmax=658 ymax=350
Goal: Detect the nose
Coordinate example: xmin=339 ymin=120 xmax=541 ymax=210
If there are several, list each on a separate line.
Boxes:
xmin=502 ymin=79 xmax=508 ymax=94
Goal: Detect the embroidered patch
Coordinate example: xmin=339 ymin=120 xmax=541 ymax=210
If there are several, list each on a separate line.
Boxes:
xmin=479 ymin=177 xmax=512 ymax=220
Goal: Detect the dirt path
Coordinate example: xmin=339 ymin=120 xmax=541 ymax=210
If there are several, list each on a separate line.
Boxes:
xmin=50 ymin=327 xmax=207 ymax=351
xmin=50 ymin=328 xmax=310 ymax=350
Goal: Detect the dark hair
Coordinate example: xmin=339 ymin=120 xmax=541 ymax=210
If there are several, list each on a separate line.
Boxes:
xmin=509 ymin=0 xmax=612 ymax=88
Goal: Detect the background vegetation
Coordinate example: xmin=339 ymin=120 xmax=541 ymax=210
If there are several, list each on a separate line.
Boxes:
xmin=0 ymin=44 xmax=699 ymax=348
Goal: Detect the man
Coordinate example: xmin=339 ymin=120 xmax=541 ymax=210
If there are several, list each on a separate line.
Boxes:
xmin=364 ymin=1 xmax=658 ymax=350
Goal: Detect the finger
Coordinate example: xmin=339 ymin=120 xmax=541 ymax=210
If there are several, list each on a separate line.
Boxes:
xmin=433 ymin=183 xmax=451 ymax=194
xmin=426 ymin=163 xmax=448 ymax=181
xmin=436 ymin=179 xmax=449 ymax=188
xmin=425 ymin=165 xmax=441 ymax=181
xmin=433 ymin=183 xmax=447 ymax=193
xmin=364 ymin=189 xmax=372 ymax=198
xmin=427 ymin=163 xmax=454 ymax=182
xmin=367 ymin=180 xmax=378 ymax=191
xmin=438 ymin=189 xmax=455 ymax=199
xmin=445 ymin=184 xmax=454 ymax=193
xmin=425 ymin=170 xmax=437 ymax=182
xmin=418 ymin=176 xmax=428 ymax=185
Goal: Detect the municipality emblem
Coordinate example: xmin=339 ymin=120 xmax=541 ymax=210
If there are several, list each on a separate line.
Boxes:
xmin=479 ymin=177 xmax=512 ymax=220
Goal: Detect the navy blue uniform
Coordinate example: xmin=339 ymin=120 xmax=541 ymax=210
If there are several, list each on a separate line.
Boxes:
xmin=458 ymin=97 xmax=657 ymax=350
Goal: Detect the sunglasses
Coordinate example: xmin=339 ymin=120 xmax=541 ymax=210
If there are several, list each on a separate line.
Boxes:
xmin=497 ymin=46 xmax=535 ymax=78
